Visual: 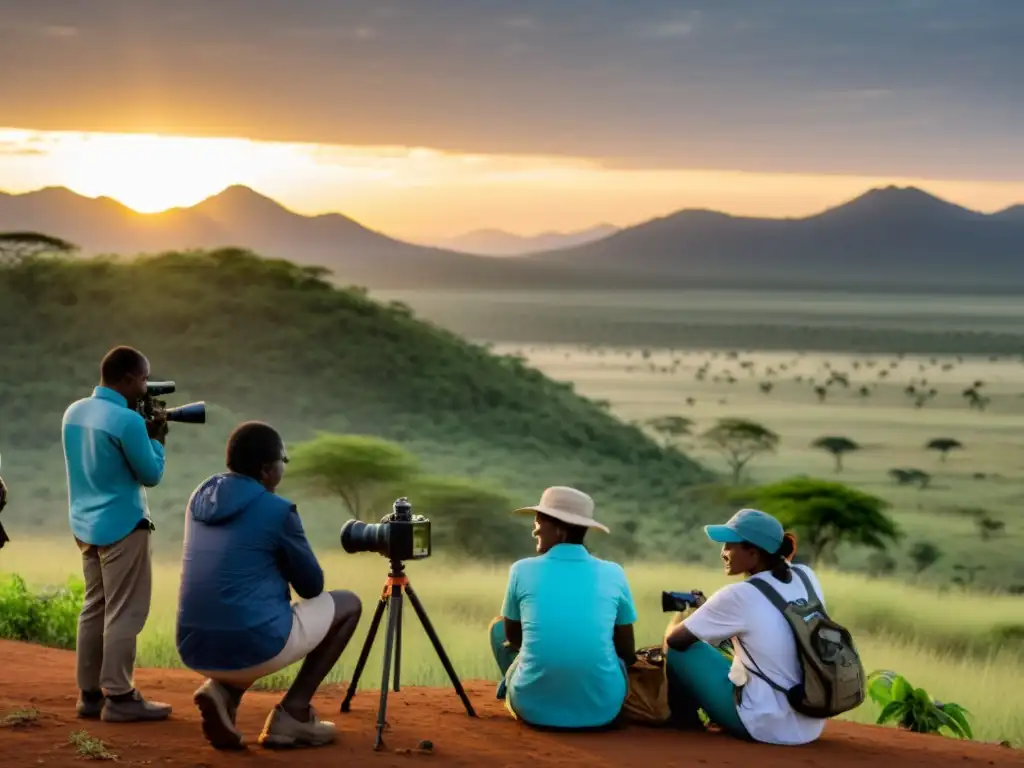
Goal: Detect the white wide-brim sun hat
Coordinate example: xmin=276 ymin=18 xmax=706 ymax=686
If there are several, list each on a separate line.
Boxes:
xmin=512 ymin=486 xmax=610 ymax=534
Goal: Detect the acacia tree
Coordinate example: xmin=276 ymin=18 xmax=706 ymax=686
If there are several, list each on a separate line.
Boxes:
xmin=744 ymin=477 xmax=901 ymax=564
xmin=811 ymin=436 xmax=861 ymax=473
xmin=286 ymin=433 xmax=420 ymax=519
xmin=0 ymin=231 xmax=76 ymax=263
xmin=908 ymin=540 xmax=942 ymax=574
xmin=700 ymin=418 xmax=780 ymax=485
xmin=926 ymin=438 xmax=963 ymax=463
xmin=644 ymin=415 xmax=695 ymax=446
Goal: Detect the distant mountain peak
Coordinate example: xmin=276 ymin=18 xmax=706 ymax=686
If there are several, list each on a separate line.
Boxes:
xmin=813 ymin=184 xmax=981 ymax=221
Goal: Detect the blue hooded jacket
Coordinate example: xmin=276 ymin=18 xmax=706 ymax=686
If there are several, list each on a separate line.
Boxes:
xmin=175 ymin=472 xmax=325 ymax=672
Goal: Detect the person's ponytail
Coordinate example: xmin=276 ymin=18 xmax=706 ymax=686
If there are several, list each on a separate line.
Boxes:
xmin=770 ymin=532 xmax=798 ymax=580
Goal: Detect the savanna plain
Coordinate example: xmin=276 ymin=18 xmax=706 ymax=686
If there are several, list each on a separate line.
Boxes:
xmin=3 ymin=267 xmax=1024 ymax=749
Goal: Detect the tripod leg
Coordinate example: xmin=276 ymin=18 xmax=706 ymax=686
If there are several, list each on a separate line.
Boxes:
xmin=340 ymin=592 xmax=388 ymax=713
xmin=393 ymin=587 xmax=403 ymax=692
xmin=374 ymin=589 xmax=402 ymax=750
xmin=404 ymin=583 xmax=477 ymax=717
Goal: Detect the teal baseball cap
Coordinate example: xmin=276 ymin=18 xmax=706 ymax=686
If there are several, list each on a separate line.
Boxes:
xmin=704 ymin=508 xmax=784 ymax=554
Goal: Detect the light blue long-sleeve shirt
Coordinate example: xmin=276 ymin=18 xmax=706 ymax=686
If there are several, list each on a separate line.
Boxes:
xmin=62 ymin=386 xmax=166 ymax=546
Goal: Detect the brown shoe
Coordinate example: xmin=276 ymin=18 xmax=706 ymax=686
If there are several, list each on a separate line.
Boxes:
xmin=257 ymin=705 xmax=336 ymax=749
xmin=193 ymin=680 xmax=245 ymax=750
xmin=101 ymin=690 xmax=172 ymax=722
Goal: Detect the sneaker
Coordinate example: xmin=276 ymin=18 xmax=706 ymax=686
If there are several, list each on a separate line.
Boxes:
xmin=101 ymin=690 xmax=172 ymax=722
xmin=257 ymin=705 xmax=336 ymax=749
xmin=193 ymin=680 xmax=245 ymax=750
xmin=76 ymin=691 xmax=104 ymax=720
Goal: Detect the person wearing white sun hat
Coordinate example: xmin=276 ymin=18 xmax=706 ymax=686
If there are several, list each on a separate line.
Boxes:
xmin=488 ymin=486 xmax=638 ymax=730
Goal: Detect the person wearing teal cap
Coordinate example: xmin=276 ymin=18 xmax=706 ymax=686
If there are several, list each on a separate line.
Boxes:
xmin=663 ymin=508 xmax=829 ymax=746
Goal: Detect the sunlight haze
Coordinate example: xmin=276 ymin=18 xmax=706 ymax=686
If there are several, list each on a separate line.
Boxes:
xmin=3 ymin=127 xmax=1024 ymax=241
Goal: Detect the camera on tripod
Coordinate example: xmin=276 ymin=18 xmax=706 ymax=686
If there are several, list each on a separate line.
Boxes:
xmin=337 ymin=496 xmax=473 ymax=751
xmin=137 ymin=381 xmax=207 ymax=425
xmin=340 ymin=498 xmax=431 ymax=562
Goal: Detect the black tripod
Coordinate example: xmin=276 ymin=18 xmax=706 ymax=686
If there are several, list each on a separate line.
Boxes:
xmin=340 ymin=559 xmax=476 ymax=750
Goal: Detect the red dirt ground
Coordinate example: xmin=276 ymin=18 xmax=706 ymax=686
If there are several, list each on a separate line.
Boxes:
xmin=0 ymin=640 xmax=1020 ymax=768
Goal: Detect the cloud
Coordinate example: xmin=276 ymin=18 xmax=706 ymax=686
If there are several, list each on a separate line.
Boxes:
xmin=39 ymin=25 xmax=78 ymax=39
xmin=501 ymin=17 xmax=537 ymax=30
xmin=645 ymin=20 xmax=694 ymax=38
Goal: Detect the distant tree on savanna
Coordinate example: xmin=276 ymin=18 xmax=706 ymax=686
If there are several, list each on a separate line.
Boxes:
xmin=0 ymin=231 xmax=78 ymax=301
xmin=644 ymin=415 xmax=695 ymax=445
xmin=759 ymin=381 xmax=773 ymax=394
xmin=974 ymin=514 xmax=1006 ymax=541
xmin=926 ymin=437 xmax=963 ymax=463
xmin=908 ymin=540 xmax=942 ymax=574
xmin=287 ymin=433 xmax=421 ymax=519
xmin=961 ymin=387 xmax=990 ymax=411
xmin=866 ymin=551 xmax=897 ymax=578
xmin=740 ymin=477 xmax=901 ymax=565
xmin=811 ymin=436 xmax=861 ymax=473
xmin=814 ymin=385 xmax=828 ymax=403
xmin=952 ymin=563 xmax=985 ymax=588
xmin=888 ymin=468 xmax=931 ymax=489
xmin=0 ymin=231 xmax=76 ymax=262
xmin=700 ymin=418 xmax=780 ymax=485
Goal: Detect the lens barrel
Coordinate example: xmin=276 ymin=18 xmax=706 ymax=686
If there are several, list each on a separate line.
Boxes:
xmin=340 ymin=519 xmax=391 ymax=556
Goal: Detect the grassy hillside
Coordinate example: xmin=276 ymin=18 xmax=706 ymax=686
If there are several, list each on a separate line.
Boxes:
xmin=0 ymin=248 xmax=710 ymax=558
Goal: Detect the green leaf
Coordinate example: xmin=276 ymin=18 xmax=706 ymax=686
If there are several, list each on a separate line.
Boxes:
xmin=867 ymin=672 xmax=896 ymax=706
xmin=932 ymin=708 xmax=965 ymax=739
xmin=877 ymin=700 xmax=906 ymax=725
xmin=890 ymin=675 xmax=911 ymax=703
xmin=940 ymin=703 xmax=974 ymax=740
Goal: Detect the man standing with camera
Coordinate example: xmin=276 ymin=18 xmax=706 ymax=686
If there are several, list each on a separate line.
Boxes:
xmin=62 ymin=346 xmax=172 ymax=722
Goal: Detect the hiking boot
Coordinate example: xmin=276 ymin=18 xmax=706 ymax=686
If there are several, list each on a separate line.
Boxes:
xmin=193 ymin=680 xmax=245 ymax=750
xmin=76 ymin=691 xmax=104 ymax=719
xmin=257 ymin=705 xmax=336 ymax=749
xmin=101 ymin=690 xmax=172 ymax=722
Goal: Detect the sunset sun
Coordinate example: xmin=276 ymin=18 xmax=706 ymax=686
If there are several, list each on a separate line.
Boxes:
xmin=60 ymin=133 xmax=261 ymax=213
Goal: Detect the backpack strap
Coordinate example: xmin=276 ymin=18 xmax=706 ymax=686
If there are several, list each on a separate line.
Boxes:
xmin=790 ymin=566 xmax=823 ymax=608
xmin=736 ymin=576 xmax=792 ymax=696
xmin=736 ymin=570 xmax=816 ymax=699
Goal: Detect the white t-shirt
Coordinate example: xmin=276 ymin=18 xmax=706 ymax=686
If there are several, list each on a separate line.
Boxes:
xmin=682 ymin=565 xmax=827 ymax=745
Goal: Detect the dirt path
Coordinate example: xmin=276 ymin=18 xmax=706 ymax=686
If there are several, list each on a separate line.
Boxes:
xmin=0 ymin=640 xmax=1019 ymax=768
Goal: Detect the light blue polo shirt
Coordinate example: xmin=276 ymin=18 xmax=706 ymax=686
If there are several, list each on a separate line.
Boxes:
xmin=501 ymin=543 xmax=638 ymax=728
xmin=62 ymin=386 xmax=166 ymax=546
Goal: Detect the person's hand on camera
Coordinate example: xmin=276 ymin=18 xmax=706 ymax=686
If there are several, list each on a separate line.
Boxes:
xmin=689 ymin=590 xmax=707 ymax=609
xmin=147 ymin=413 xmax=169 ymax=444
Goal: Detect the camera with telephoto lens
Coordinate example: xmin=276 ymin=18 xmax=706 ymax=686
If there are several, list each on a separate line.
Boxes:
xmin=137 ymin=381 xmax=207 ymax=425
xmin=340 ymin=497 xmax=431 ymax=562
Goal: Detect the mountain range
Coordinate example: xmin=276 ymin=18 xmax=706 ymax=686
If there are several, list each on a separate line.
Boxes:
xmin=430 ymin=224 xmax=619 ymax=256
xmin=2 ymin=184 xmax=1023 ymax=292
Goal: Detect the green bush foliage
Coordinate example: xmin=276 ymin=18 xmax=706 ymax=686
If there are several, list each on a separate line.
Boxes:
xmin=0 ymin=573 xmax=83 ymax=649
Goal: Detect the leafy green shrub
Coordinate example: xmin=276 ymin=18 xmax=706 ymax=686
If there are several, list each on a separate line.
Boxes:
xmin=867 ymin=670 xmax=972 ymax=739
xmin=0 ymin=573 xmax=83 ymax=649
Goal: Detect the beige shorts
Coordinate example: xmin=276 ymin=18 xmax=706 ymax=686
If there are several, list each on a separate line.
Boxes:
xmin=194 ymin=592 xmax=336 ymax=687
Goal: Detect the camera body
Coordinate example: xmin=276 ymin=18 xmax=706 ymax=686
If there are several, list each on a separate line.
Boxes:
xmin=340 ymin=497 xmax=431 ymax=563
xmin=137 ymin=381 xmax=207 ymax=425
xmin=661 ymin=591 xmax=700 ymax=612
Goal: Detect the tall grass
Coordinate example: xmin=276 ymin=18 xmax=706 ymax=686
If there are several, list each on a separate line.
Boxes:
xmin=2 ymin=538 xmax=1022 ymax=745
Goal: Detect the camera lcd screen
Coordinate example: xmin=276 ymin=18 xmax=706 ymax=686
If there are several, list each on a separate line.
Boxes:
xmin=412 ymin=522 xmax=430 ymax=558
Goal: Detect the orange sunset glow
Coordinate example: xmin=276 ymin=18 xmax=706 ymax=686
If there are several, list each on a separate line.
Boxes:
xmin=3 ymin=127 xmax=1024 ymax=242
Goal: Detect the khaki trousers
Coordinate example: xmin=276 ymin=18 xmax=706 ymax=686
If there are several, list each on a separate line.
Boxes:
xmin=75 ymin=527 xmax=153 ymax=696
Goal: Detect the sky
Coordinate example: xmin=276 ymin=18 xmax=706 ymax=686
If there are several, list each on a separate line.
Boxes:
xmin=1 ymin=0 xmax=1022 ymax=240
